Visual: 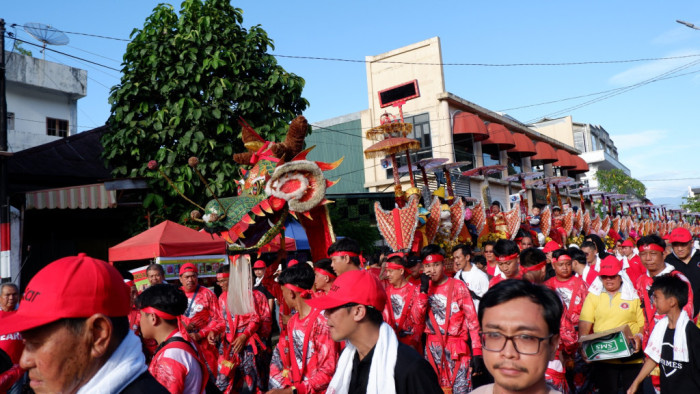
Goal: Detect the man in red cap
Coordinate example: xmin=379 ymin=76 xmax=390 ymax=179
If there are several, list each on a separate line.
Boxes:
xmin=307 ymin=269 xmax=442 ymax=394
xmin=421 ymin=244 xmax=483 ymax=393
xmin=619 ymin=238 xmax=645 ymax=284
xmin=0 ymin=253 xmax=168 ymax=393
xmin=665 ymin=227 xmax=700 ymax=315
xmin=0 ymin=283 xmax=23 ymax=391
xmin=178 ymin=262 xmax=224 ymax=378
xmin=268 ymin=263 xmax=339 ymax=394
xmin=542 ymin=240 xmax=560 ymax=281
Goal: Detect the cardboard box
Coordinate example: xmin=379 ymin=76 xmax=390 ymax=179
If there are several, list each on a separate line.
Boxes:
xmin=579 ymin=325 xmax=635 ymax=361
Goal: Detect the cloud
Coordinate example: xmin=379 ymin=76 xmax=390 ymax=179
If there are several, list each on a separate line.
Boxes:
xmin=612 ymin=129 xmax=667 ymax=150
xmin=608 ymin=49 xmax=700 ymax=86
xmin=651 ymin=27 xmax=695 ymax=46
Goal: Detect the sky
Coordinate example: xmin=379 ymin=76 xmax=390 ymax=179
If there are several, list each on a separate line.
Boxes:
xmin=3 ymin=1 xmax=700 ymax=205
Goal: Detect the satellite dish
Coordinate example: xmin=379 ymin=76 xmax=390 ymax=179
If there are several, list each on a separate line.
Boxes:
xmin=23 ymin=22 xmax=69 ymax=60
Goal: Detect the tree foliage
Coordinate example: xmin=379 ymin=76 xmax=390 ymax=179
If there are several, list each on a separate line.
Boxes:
xmin=594 ymin=169 xmax=646 ymax=199
xmin=681 ymin=194 xmax=700 ymax=213
xmin=101 ymin=0 xmax=308 ymax=227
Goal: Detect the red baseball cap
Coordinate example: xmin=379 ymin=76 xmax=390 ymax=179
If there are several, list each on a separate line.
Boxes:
xmin=598 ymin=255 xmax=622 ymax=276
xmin=542 ymin=241 xmax=560 ymax=253
xmin=253 ymin=260 xmax=266 ymax=269
xmin=621 ymin=239 xmax=635 ymax=248
xmin=179 ymin=262 xmax=197 ymax=275
xmin=306 ymin=270 xmax=386 ymax=311
xmin=288 ymin=259 xmax=300 ymax=267
xmin=0 ymin=253 xmax=131 ymax=335
xmin=669 ymin=228 xmax=692 ymax=243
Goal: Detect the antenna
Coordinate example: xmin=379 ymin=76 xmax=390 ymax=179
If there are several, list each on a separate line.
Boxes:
xmin=23 ymin=22 xmax=69 ymax=60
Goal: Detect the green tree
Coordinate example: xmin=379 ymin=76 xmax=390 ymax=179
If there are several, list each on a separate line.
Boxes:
xmin=101 ymin=0 xmax=308 ymax=229
xmin=594 ymin=169 xmax=646 ymax=199
xmin=681 ymin=194 xmax=700 ymax=214
xmin=13 ymin=41 xmax=32 ymax=57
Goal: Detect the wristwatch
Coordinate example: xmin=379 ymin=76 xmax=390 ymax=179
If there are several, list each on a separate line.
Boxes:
xmin=291 ymin=386 xmax=298 ymax=394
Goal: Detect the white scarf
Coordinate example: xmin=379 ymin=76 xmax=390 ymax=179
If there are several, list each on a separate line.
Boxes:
xmin=77 ymin=331 xmax=148 ymax=394
xmin=327 ymin=322 xmax=398 ymax=394
xmin=645 ymin=310 xmax=691 ymax=363
xmin=647 ymin=263 xmax=674 ymax=278
xmin=588 ymin=273 xmax=638 ymax=300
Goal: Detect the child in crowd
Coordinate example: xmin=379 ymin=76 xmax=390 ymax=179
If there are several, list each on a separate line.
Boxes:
xmin=628 ymin=275 xmax=700 ymax=393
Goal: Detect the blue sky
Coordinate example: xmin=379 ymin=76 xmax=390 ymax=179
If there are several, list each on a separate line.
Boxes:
xmin=4 ymin=1 xmax=700 ymax=203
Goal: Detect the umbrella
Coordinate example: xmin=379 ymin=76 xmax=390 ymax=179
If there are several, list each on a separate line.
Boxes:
xmin=505 ymin=171 xmax=543 ymax=216
xmin=364 ymin=137 xmax=421 ymax=206
xmin=437 ymin=161 xmax=472 ymax=198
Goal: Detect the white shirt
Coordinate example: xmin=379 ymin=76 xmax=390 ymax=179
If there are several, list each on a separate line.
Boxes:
xmin=454 ymin=265 xmax=490 ymax=310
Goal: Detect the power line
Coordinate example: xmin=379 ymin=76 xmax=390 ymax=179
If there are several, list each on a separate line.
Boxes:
xmin=5 ymin=35 xmax=121 ymax=72
xmin=275 ymin=53 xmax=700 ymax=67
xmin=9 ymin=23 xmax=130 ymax=42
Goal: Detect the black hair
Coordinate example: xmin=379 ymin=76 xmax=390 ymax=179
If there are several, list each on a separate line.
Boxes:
xmin=453 ymin=244 xmax=472 ymax=257
xmin=365 ymin=305 xmax=385 ymax=327
xmin=385 ymin=254 xmax=407 ymax=266
xmin=374 ymin=246 xmax=392 ymax=264
xmin=567 ymin=247 xmax=586 ymax=265
xmin=146 ymin=264 xmax=165 ymax=275
xmin=580 ymin=240 xmax=597 ymax=251
xmin=278 ymin=262 xmax=315 ymax=290
xmin=313 ymin=258 xmax=336 ymax=277
xmin=135 ymin=284 xmax=188 ymax=324
xmin=479 ymin=279 xmax=563 ymax=336
xmin=327 ymin=238 xmax=361 ymax=267
xmin=651 ymin=274 xmax=688 ymax=308
xmin=551 ymin=249 xmax=570 ymax=261
xmin=637 ymin=234 xmax=666 ymax=250
xmin=482 ymin=240 xmax=496 ymax=249
xmin=405 ymin=253 xmax=422 ymax=269
xmin=60 ymin=316 xmax=129 ymax=343
xmin=472 ymin=255 xmax=487 ymax=267
xmin=420 ymin=244 xmax=445 ymax=260
xmin=584 ymin=234 xmax=610 ymax=259
xmin=217 ymin=264 xmax=230 ymax=274
xmin=493 ymin=239 xmax=520 ymax=258
xmin=491 ymin=201 xmax=502 ymax=209
xmin=520 ymin=247 xmax=546 ymax=268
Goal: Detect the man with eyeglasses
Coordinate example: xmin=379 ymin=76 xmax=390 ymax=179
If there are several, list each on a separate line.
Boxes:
xmin=472 ymin=279 xmax=563 ymax=394
xmin=308 ymin=270 xmax=442 ymax=394
xmin=664 ymin=227 xmax=700 ymax=318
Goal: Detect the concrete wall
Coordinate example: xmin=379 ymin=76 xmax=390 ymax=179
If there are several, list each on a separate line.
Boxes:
xmin=531 ymin=116 xmax=575 ymax=147
xmin=363 ymin=37 xmax=451 ymax=192
xmin=5 ymin=52 xmax=86 ymax=152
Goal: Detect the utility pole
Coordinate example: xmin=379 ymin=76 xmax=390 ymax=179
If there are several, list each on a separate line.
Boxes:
xmin=0 ymin=19 xmax=10 ymax=283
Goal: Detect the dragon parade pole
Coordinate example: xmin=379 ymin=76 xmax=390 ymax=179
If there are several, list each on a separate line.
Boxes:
xmin=0 ymin=19 xmax=11 ymax=282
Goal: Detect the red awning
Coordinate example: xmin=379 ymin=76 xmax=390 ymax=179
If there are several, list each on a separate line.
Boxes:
xmin=452 ymin=112 xmax=489 ymax=141
xmin=482 ymin=123 xmax=516 ymax=150
xmin=109 ymin=220 xmax=226 ymax=261
xmin=530 ymin=142 xmax=558 ymax=164
xmin=568 ymin=155 xmax=590 ymax=174
xmin=507 ymin=132 xmax=537 ymax=158
xmin=26 ymin=183 xmax=117 ymax=210
xmin=553 ymin=149 xmax=576 ymax=169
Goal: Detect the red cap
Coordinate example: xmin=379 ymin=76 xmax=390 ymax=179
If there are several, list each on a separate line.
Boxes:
xmin=598 ymin=255 xmax=622 ymax=276
xmin=179 ymin=262 xmax=197 ymax=275
xmin=288 ymin=259 xmax=300 ymax=267
xmin=621 ymin=239 xmax=635 ymax=248
xmin=253 ymin=260 xmax=266 ymax=269
xmin=669 ymin=228 xmax=692 ymax=243
xmin=306 ymin=270 xmax=386 ymax=311
xmin=0 ymin=253 xmax=131 ymax=335
xmin=542 ymin=241 xmax=560 ymax=253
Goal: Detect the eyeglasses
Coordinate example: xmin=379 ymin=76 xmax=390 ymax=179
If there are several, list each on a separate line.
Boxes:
xmin=480 ymin=331 xmax=552 ymax=355
xmin=484 ymin=250 xmax=494 ymax=254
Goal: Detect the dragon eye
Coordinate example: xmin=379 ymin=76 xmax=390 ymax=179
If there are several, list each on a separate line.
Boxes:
xmin=237 ymin=185 xmax=242 ymax=196
xmin=252 ymin=183 xmax=259 ymax=195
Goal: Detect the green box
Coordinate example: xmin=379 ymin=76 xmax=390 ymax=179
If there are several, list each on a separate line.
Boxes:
xmin=579 ymin=325 xmax=634 ymax=361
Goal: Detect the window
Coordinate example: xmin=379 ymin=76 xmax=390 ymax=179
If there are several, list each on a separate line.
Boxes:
xmin=47 ymin=117 xmax=68 ymax=137
xmin=6 ymin=113 xmax=14 ymax=131
xmin=506 ymin=154 xmax=522 ymax=176
xmin=386 ymin=113 xmax=432 ymax=179
xmin=481 ymin=144 xmax=502 ymax=179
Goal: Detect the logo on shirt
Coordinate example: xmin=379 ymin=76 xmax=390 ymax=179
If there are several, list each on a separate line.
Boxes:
xmin=620 ymin=302 xmax=629 ymax=310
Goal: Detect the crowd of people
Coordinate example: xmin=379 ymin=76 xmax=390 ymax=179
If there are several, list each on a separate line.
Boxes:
xmin=0 ymin=223 xmax=698 ymax=394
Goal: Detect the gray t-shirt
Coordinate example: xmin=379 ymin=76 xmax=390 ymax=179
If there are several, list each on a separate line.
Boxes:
xmin=471 ymin=383 xmax=562 ymax=394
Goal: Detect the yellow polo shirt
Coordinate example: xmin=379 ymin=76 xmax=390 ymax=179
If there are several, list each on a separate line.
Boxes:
xmin=580 ymin=291 xmax=644 ymax=335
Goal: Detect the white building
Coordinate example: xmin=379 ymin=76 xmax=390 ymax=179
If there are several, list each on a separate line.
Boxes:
xmin=531 ymin=116 xmax=630 ymax=190
xmin=5 ymin=51 xmax=87 ymax=152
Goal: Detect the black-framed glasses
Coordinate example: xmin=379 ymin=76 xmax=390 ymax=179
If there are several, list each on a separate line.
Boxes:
xmin=480 ymin=331 xmax=553 ymax=355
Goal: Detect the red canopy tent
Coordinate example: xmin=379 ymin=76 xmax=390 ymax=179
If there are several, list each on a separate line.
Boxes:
xmin=109 ymin=220 xmax=226 ymax=262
